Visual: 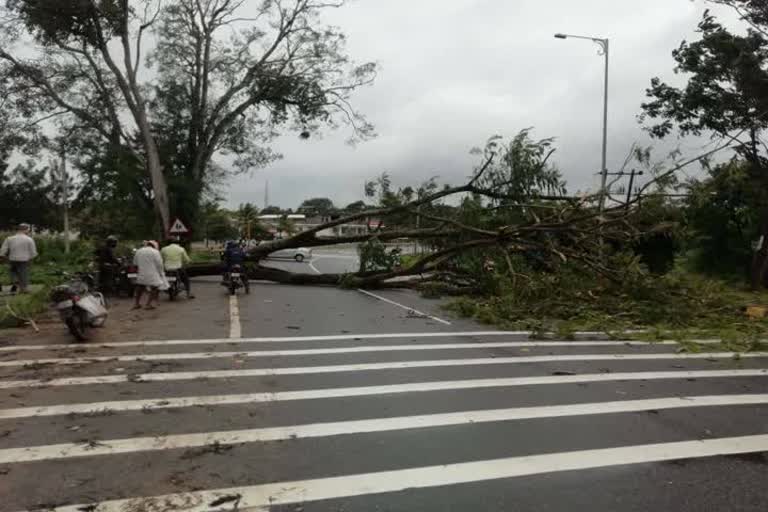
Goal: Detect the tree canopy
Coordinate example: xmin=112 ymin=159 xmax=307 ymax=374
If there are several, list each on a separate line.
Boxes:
xmin=0 ymin=161 xmax=59 ymax=230
xmin=0 ymin=0 xmax=376 ymax=234
xmin=298 ymin=197 xmax=336 ymax=216
xmin=641 ymin=3 xmax=768 ymax=288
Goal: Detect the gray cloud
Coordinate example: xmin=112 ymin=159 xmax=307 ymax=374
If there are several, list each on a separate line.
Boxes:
xmin=225 ymin=0 xmax=736 ymax=210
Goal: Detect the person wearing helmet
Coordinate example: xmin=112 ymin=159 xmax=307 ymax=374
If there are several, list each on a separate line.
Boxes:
xmin=223 ymin=240 xmax=246 ymax=271
xmin=95 ymin=235 xmax=120 ymax=294
xmin=221 ymin=240 xmax=247 ymax=286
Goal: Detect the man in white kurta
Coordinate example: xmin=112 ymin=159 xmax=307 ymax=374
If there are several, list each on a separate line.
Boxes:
xmin=133 ymin=241 xmax=167 ymax=309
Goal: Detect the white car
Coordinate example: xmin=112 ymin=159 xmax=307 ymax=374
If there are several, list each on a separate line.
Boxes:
xmin=267 ymin=247 xmax=313 ymax=262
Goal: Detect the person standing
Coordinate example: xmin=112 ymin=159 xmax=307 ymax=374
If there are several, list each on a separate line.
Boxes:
xmin=0 ymin=224 xmax=38 ymax=294
xmin=95 ymin=235 xmax=120 ymax=294
xmin=161 ymin=239 xmax=195 ymax=299
xmin=133 ymin=240 xmax=166 ymax=310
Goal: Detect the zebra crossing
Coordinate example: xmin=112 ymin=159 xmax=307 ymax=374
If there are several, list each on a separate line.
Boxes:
xmin=1 ymin=331 xmax=767 ymax=511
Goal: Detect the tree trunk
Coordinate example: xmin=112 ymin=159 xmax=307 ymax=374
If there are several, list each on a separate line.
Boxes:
xmin=146 ymin=144 xmax=171 ymax=236
xmin=186 ymin=262 xmax=345 ymax=286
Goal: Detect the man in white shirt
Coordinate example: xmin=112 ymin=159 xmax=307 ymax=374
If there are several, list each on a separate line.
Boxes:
xmin=133 ymin=240 xmax=167 ymax=310
xmin=0 ymin=224 xmax=38 ymax=294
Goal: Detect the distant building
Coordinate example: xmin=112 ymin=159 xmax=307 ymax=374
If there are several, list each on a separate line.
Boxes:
xmin=258 ymin=214 xmax=383 ymax=239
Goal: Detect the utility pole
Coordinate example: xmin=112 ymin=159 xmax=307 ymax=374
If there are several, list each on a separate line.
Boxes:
xmin=264 ymin=180 xmax=270 ymax=210
xmin=625 ymin=169 xmax=644 ymax=211
xmin=60 ymin=144 xmax=70 ymax=255
xmin=602 ymin=170 xmax=645 ymax=211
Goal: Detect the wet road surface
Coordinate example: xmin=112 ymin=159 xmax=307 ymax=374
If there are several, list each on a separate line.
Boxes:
xmin=0 ymin=255 xmax=767 ymax=511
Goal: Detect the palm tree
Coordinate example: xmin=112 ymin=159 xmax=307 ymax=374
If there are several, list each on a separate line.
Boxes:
xmin=237 ymin=203 xmax=260 ymax=239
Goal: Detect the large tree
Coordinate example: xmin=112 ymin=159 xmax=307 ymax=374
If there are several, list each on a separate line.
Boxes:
xmin=298 ymin=197 xmax=336 ymax=216
xmin=641 ymin=3 xmax=768 ymax=287
xmin=0 ymin=0 xmax=375 ymax=233
xmin=0 ymin=161 xmax=59 ymax=230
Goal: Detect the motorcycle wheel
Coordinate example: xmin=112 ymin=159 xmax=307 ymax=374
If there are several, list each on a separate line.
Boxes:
xmin=169 ymin=285 xmax=178 ymax=302
xmin=66 ymin=311 xmax=89 ymax=342
xmin=229 ymin=281 xmax=237 ymax=296
xmin=245 ymin=281 xmax=251 ymax=295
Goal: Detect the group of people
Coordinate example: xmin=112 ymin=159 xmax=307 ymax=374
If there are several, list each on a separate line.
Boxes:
xmin=2 ymin=223 xmax=248 ymax=305
xmin=126 ymin=239 xmax=195 ymax=310
xmin=0 ymin=224 xmax=38 ymax=294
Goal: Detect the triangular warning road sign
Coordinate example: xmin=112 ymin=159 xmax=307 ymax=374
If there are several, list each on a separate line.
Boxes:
xmin=169 ymin=218 xmax=190 ymax=235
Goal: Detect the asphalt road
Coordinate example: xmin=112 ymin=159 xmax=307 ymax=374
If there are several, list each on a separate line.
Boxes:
xmin=0 ymin=253 xmax=767 ymax=511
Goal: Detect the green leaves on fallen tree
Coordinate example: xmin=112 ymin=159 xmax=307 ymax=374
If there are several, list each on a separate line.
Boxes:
xmin=472 ymin=129 xmax=566 ymax=204
xmin=447 ymin=260 xmax=768 ymax=340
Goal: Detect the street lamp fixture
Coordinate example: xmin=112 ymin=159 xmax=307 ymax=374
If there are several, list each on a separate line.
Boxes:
xmin=555 ymin=32 xmax=610 ymax=213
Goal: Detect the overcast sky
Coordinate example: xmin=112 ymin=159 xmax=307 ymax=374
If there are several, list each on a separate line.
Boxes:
xmin=225 ymin=0 xmax=737 ymax=210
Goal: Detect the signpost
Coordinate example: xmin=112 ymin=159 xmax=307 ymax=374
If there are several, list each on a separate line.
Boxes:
xmin=169 ymin=218 xmax=190 ymax=239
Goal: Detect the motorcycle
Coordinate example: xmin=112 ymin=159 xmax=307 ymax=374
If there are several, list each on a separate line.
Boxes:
xmin=96 ymin=258 xmax=136 ymax=298
xmin=165 ymin=269 xmax=181 ymax=301
xmin=117 ymin=257 xmax=138 ymax=298
xmin=223 ymin=264 xmax=250 ymax=296
xmin=50 ymin=273 xmax=108 ymax=342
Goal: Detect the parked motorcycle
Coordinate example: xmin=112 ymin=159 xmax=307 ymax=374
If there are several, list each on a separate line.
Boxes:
xmin=50 ymin=273 xmax=108 ymax=342
xmin=223 ymin=264 xmax=250 ymax=296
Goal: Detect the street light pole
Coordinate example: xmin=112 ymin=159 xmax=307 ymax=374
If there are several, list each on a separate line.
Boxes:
xmin=600 ymin=38 xmax=609 ymax=214
xmin=555 ymin=33 xmax=610 ymax=213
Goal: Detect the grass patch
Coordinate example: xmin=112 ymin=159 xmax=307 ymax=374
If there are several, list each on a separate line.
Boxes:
xmin=0 ymin=287 xmax=50 ymax=329
xmin=189 ymin=248 xmax=223 ymax=264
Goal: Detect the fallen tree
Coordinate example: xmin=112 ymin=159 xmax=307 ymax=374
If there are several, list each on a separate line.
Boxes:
xmin=189 ymin=131 xmax=691 ymax=290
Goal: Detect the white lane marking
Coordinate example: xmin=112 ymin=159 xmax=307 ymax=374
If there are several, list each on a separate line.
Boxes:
xmin=3 ymin=369 xmax=767 ymax=419
xmin=308 ymin=259 xmax=323 ymax=275
xmin=40 ymin=434 xmax=768 ymax=512
xmin=357 ymin=289 xmax=452 ymax=325
xmin=2 ymin=349 xmax=766 ymax=369
xmin=1 ymin=368 xmax=766 ymax=391
xmin=0 ymin=333 xmax=724 ymax=352
xmin=0 ymin=341 xmax=708 ymax=366
xmin=5 ymin=394 xmax=768 ymax=464
xmin=229 ymin=294 xmax=241 ymax=339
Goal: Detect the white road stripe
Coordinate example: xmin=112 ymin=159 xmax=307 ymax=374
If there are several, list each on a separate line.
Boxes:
xmin=229 ymin=295 xmax=241 ymax=339
xmin=357 ymin=288 xmax=452 ymax=325
xmin=0 ymin=332 xmax=721 ymax=352
xmin=0 ymin=342 xmax=571 ymax=367
xmin=2 ymin=369 xmax=767 ymax=419
xmin=36 ymin=434 xmax=768 ymax=512
xmin=0 ymin=367 xmax=765 ymax=391
xmin=3 ymin=394 xmax=767 ymax=465
xmin=308 ymin=259 xmax=323 ymax=275
xmin=1 ymin=349 xmax=765 ymax=369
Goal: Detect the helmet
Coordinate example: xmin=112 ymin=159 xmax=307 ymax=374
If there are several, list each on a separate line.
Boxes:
xmin=106 ymin=235 xmax=118 ymax=247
